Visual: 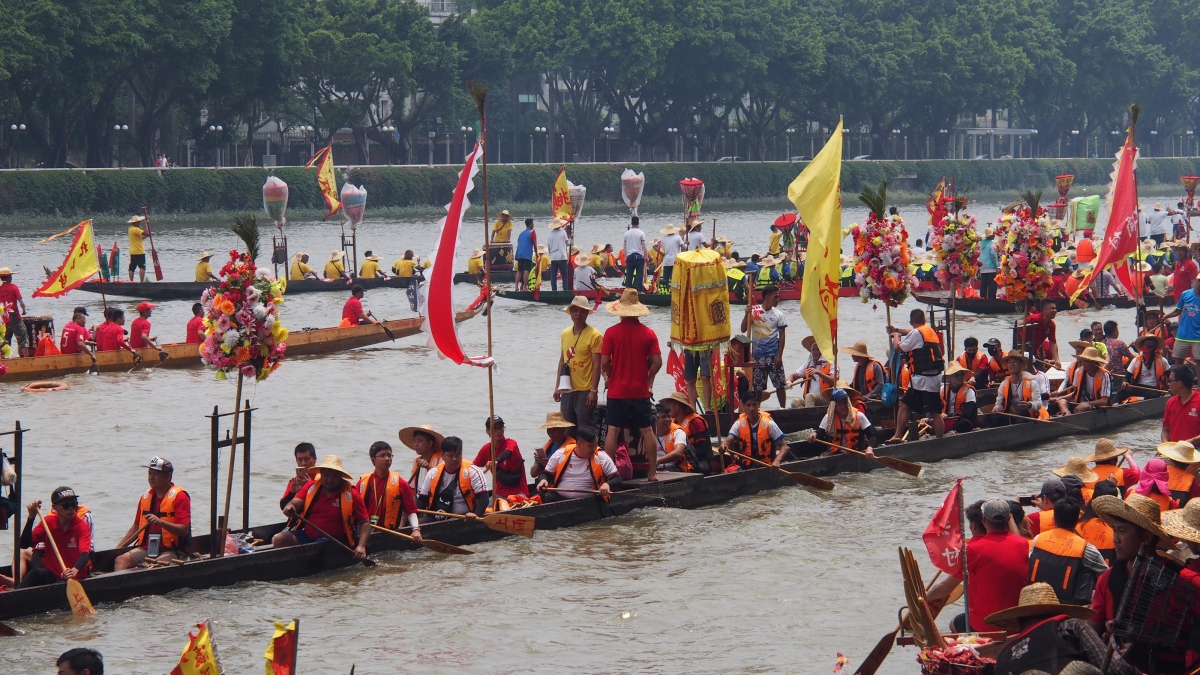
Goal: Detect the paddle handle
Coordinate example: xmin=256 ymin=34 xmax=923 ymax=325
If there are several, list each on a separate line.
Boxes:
xmin=542 ymin=487 xmax=601 ymax=495
xmin=295 ymin=514 xmax=360 ymax=556
xmin=1126 ymin=383 xmax=1168 ymax=394
xmin=812 ymin=438 xmax=869 ymax=457
xmin=118 ymin=521 xmax=150 ymax=549
xmin=416 ymin=509 xmax=465 ymax=520
xmin=370 ymin=522 xmax=414 ymax=541
xmin=35 ymin=508 xmax=69 ymax=573
xmin=994 ymin=409 xmax=1087 ymax=430
xmin=723 ymin=447 xmax=776 ymax=470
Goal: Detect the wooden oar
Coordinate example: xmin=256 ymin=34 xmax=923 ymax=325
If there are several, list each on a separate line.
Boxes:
xmin=854 ymin=571 xmax=944 ymax=675
xmin=542 ymin=487 xmax=603 ymax=495
xmin=367 ymin=314 xmax=396 ymax=341
xmin=0 ymin=620 xmax=24 ymax=636
xmin=117 ymin=521 xmax=150 ymax=548
xmin=723 ymin=448 xmax=835 ymax=491
xmin=991 ymin=409 xmax=1089 ymax=431
xmin=416 ymin=509 xmax=535 ymax=537
xmin=294 ymin=515 xmax=376 ymax=566
xmin=369 ymin=523 xmax=473 ymax=555
xmin=36 ymin=508 xmax=96 ymax=618
xmin=1125 ymin=383 xmax=1168 ymax=394
xmin=810 ymin=439 xmax=923 ymax=478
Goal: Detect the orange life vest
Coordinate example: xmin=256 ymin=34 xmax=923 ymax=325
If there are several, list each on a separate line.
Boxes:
xmin=1133 ymin=487 xmax=1174 ymax=512
xmin=1070 ymin=366 xmax=1109 ymax=403
xmin=356 ymin=471 xmax=406 ymax=530
xmin=941 ymin=383 xmax=975 ymax=416
xmin=408 ymin=452 xmax=442 ymax=489
xmin=911 ymin=325 xmax=944 ymax=373
xmin=957 ymin=352 xmax=987 ymax=373
xmin=1168 ymin=465 xmax=1195 ymax=506
xmin=551 ymin=447 xmax=606 ymax=490
xmin=1037 ymin=509 xmax=1055 ymax=534
xmin=301 ymin=475 xmax=357 ymax=544
xmin=1076 ymin=517 xmax=1115 ymax=566
xmin=1029 ymin=528 xmax=1091 ymax=604
xmin=136 ymin=484 xmax=189 ymax=550
xmin=427 ymin=463 xmax=478 ymax=514
xmin=735 ymin=411 xmax=776 ymax=465
xmin=543 ymin=438 xmax=577 ymax=459
xmin=899 ymin=363 xmax=912 ymax=391
xmin=801 ymin=360 xmax=833 ymax=397
xmin=826 ymin=413 xmax=863 ymax=452
xmin=1089 ymin=464 xmax=1128 ymax=490
xmin=853 ymin=359 xmax=884 ymax=395
xmin=996 ymin=375 xmax=1035 ymax=414
xmin=1127 ymin=355 xmax=1168 ymax=389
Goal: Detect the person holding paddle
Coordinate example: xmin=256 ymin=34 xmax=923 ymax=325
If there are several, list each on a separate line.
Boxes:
xmin=341 ymin=285 xmax=381 ymax=327
xmin=19 ymin=487 xmax=92 ymax=588
xmin=783 ymin=387 xmax=875 ymax=462
xmin=399 ymin=424 xmax=444 ymax=490
xmin=536 ymin=426 xmax=621 ymax=501
xmin=723 ymin=390 xmax=785 ymax=469
xmin=355 ymin=442 xmax=421 ymax=543
xmin=417 ymin=437 xmax=489 ymax=521
xmin=59 ymin=307 xmax=93 ymax=356
xmin=885 ymin=308 xmax=945 ymax=443
xmin=1114 ymin=333 xmax=1169 ymax=403
xmin=94 ymin=308 xmax=142 ymax=363
xmin=126 ymin=215 xmax=151 ymax=282
xmin=275 ymin=455 xmax=370 ymax=559
xmin=129 ymin=302 xmax=166 ymax=356
xmin=114 ymin=457 xmax=190 ymax=570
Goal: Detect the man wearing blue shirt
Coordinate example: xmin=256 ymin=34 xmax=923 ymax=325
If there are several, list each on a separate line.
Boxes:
xmin=515 ymin=218 xmax=537 ymax=291
xmin=1167 ymin=276 xmax=1200 ymax=361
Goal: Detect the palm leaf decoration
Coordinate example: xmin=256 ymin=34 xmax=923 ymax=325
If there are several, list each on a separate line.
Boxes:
xmin=1020 ymin=189 xmax=1042 ymax=214
xmin=468 ymin=82 xmax=488 ymax=118
xmin=230 ymin=214 xmax=260 ymax=260
xmin=859 ymin=179 xmax=888 ymax=219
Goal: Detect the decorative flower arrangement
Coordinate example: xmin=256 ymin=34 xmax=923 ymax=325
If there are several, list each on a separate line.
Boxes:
xmin=931 ymin=212 xmax=980 ymax=287
xmin=999 ymin=192 xmax=1054 ymax=302
xmin=198 ymin=217 xmax=287 ymax=381
xmin=852 ymin=180 xmax=913 ymax=306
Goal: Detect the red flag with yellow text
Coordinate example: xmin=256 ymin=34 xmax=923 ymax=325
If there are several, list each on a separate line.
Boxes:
xmin=305 ymin=145 xmax=342 ymax=221
xmin=923 ymin=479 xmax=964 ymax=576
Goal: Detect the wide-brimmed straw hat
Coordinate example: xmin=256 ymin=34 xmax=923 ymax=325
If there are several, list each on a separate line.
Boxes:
xmin=723 ymin=259 xmax=746 ymax=269
xmin=662 ymin=391 xmax=695 ymax=412
xmin=1162 ymin=500 xmax=1200 ymax=544
xmin=127 ymin=215 xmax=146 ymax=224
xmin=590 ymin=243 xmax=602 ymax=254
xmin=1076 ymin=347 xmax=1107 ymax=364
xmin=1132 ymin=260 xmax=1153 ymax=273
xmin=801 ymin=335 xmax=818 ymax=351
xmin=469 ymin=249 xmax=483 ymax=259
xmin=1092 ymin=494 xmax=1168 ymax=540
xmin=944 ymin=361 xmax=968 ymax=377
xmin=841 ymin=341 xmax=873 ymax=359
xmin=1158 ymin=440 xmax=1200 ymax=464
xmin=820 ymin=379 xmax=860 ymax=402
xmin=1140 ymin=240 xmax=1157 ymax=254
xmin=1002 ymin=349 xmax=1029 ymax=367
xmin=562 ymin=296 xmax=595 ymax=314
xmin=1170 ymin=240 xmax=1191 ymax=250
xmin=536 ymin=411 xmax=576 ymax=429
xmin=607 ymin=288 xmax=650 ymax=317
xmin=1067 ymin=340 xmax=1093 ymax=352
xmin=549 ymin=218 xmax=568 ymax=230
xmin=984 ymin=227 xmax=995 ymax=237
xmin=984 ymin=582 xmax=1096 ymax=632
xmin=0 ymin=267 xmax=15 ymax=275
xmin=1085 ymin=438 xmax=1129 ymax=463
xmin=536 ymin=245 xmax=548 ymax=255
xmin=398 ymin=424 xmax=445 ymax=451
xmin=660 ymin=224 xmax=679 ymax=235
xmin=365 ymin=254 xmax=381 ymax=261
xmin=1132 ymin=333 xmax=1162 ymax=351
xmin=330 ymin=250 xmax=346 ymax=262
xmin=307 ymin=454 xmax=351 ymax=481
xmin=198 ymin=252 xmax=214 ymax=261
xmin=573 ymin=252 xmax=594 ymax=267
xmin=1053 ymin=457 xmax=1100 ymax=483
xmin=1070 ymin=268 xmax=1089 ymax=279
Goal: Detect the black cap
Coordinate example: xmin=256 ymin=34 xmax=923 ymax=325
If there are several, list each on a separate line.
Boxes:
xmin=984 ymin=338 xmax=1001 ymax=349
xmin=1006 ymin=499 xmax=1025 ymax=522
xmin=1039 ymin=479 xmax=1066 ymax=500
xmin=485 ymin=415 xmax=505 ymax=430
xmin=73 ymin=306 xmax=88 ymax=316
xmin=1059 ymin=474 xmax=1084 ymax=492
xmin=51 ymin=486 xmax=78 ymax=505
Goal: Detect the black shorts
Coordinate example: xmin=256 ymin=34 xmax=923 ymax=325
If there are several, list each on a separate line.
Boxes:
xmin=128 ymin=254 xmax=147 ymax=271
xmin=902 ymin=388 xmax=944 ymax=414
xmin=517 ymin=258 xmax=534 ymax=273
xmin=605 ymin=397 xmax=653 ymax=430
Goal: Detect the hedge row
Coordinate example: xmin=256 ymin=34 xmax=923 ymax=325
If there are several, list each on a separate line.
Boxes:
xmin=1 ymin=158 xmax=1198 ymax=216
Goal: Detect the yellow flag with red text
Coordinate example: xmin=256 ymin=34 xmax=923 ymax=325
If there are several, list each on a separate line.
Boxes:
xmin=305 ymin=145 xmax=341 ymax=220
xmin=170 ymin=621 xmax=221 ymax=675
xmin=34 ymin=220 xmax=99 ymax=298
xmin=788 ymin=119 xmax=843 ymax=358
xmin=552 ymin=166 xmax=573 ymax=221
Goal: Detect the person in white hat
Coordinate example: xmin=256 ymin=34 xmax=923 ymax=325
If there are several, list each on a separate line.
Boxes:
xmin=194 ymin=252 xmax=218 ymax=282
xmin=0 ymin=266 xmax=28 ymax=354
xmin=275 ymin=454 xmax=371 ymax=558
xmin=658 ymin=223 xmax=684 ymax=287
xmin=555 ymin=296 xmax=603 ymax=428
xmin=324 ymin=250 xmax=350 ymax=281
xmin=126 ymin=215 xmax=151 ymax=282
xmin=289 ymin=252 xmax=318 ymax=281
xmin=546 ymin=218 xmax=571 ymax=291
xmin=359 ymin=251 xmax=385 ymax=279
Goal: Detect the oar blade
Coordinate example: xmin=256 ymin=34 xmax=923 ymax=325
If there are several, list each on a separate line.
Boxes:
xmin=787 ymin=470 xmax=835 ymax=491
xmin=482 ymin=512 xmax=536 ymax=537
xmin=421 ymin=539 xmax=474 ymax=555
xmin=853 ymin=627 xmax=900 ymax=675
xmin=878 ymin=455 xmax=923 ymax=478
xmin=67 ymin=579 xmax=96 ymax=618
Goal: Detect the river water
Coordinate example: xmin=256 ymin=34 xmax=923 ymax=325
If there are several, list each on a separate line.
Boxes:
xmin=0 ymin=201 xmax=1159 ymax=674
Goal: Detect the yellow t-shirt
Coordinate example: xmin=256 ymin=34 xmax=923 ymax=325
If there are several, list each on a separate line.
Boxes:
xmin=590 ymin=255 xmax=602 ymax=271
xmin=561 ymin=324 xmax=603 ymax=391
xmin=128 ymin=226 xmax=146 ymax=255
xmin=537 ymin=254 xmax=551 ymax=272
xmin=290 ymin=261 xmax=314 ymax=280
xmin=768 ymin=231 xmax=783 ymax=255
xmin=195 ymin=261 xmax=214 ymax=282
xmin=393 ymin=259 xmax=417 ymax=277
xmin=360 ymin=260 xmax=381 ymax=278
xmin=467 ymin=257 xmax=484 ymax=275
xmin=324 ymin=261 xmax=345 ymax=279
xmin=492 ymin=219 xmax=513 ymax=243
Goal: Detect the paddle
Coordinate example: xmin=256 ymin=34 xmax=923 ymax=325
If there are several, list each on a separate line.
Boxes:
xmin=415 ymin=509 xmax=535 ymax=537
xmin=117 ymin=522 xmax=150 ymax=548
xmin=541 ymin=486 xmax=604 ymax=496
xmin=293 ymin=515 xmax=376 ymax=567
xmin=723 ymin=448 xmax=835 ymax=491
xmin=369 ymin=523 xmax=473 ymax=555
xmin=35 ymin=508 xmax=96 ymax=618
xmin=1125 ymin=383 xmax=1168 ymax=394
xmin=365 ymin=312 xmax=395 ymax=341
xmin=0 ymin=621 xmax=24 ymax=636
xmin=854 ymin=570 xmax=943 ymax=675
xmin=990 ymin=409 xmax=1089 ymax=431
xmin=809 ymin=439 xmax=923 ymax=478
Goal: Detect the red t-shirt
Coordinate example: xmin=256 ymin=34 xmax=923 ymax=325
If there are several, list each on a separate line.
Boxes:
xmin=0 ymin=281 xmax=22 ymax=315
xmin=1175 ymin=259 xmax=1199 ymax=298
xmin=130 ymin=316 xmax=152 ymax=348
xmin=473 ymin=438 xmax=529 ymax=498
xmin=360 ymin=472 xmax=418 ymax=522
xmin=186 ymin=316 xmax=205 ymax=344
xmin=31 ymin=511 xmax=93 ymax=579
xmin=297 ymin=480 xmax=368 ymax=543
xmin=601 ymin=317 xmax=660 ymax=399
xmin=59 ymin=322 xmax=91 ymax=355
xmin=143 ymin=488 xmax=191 ymax=543
xmin=94 ymin=323 xmax=129 ymax=351
xmin=342 ymin=297 xmax=365 ymax=324
xmin=1164 ymin=392 xmax=1200 ymax=443
xmin=951 ymin=531 xmax=1031 ymax=632
xmin=1025 ymin=313 xmax=1056 ymax=355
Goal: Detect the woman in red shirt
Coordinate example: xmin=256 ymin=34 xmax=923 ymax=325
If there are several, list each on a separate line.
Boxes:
xmin=474 ymin=416 xmax=528 ymax=500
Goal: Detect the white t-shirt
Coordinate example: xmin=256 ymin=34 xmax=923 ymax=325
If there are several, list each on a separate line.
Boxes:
xmin=791 ymin=355 xmax=830 ymax=396
xmin=1148 ymin=210 xmax=1170 ymax=236
xmin=819 ymin=410 xmax=872 ymax=434
xmin=656 ymin=428 xmax=687 ymax=468
xmin=943 ymin=385 xmax=977 ymax=415
xmin=898 ymin=328 xmax=943 ymax=392
xmin=418 ymin=464 xmax=489 ymax=514
xmin=661 ymin=234 xmax=683 ymax=265
xmin=912 ymin=245 xmax=927 ymax=256
xmin=543 ymin=450 xmax=618 ymax=499
xmin=548 ymin=229 xmax=570 ymax=261
xmin=624 ymin=228 xmax=647 ymax=258
xmin=573 ymin=265 xmax=598 ymax=290
xmin=686 ymin=230 xmax=705 ymax=251
xmin=749 ymin=305 xmax=788 ymax=359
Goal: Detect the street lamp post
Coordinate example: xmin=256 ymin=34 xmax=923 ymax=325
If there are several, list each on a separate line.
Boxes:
xmin=785 ymin=128 xmax=796 ymax=162
xmin=381 ymin=125 xmax=395 ymax=164
xmin=428 ymin=130 xmax=436 ymax=166
xmin=206 ymin=124 xmax=223 ymax=167
xmin=603 ymin=126 xmax=614 ymax=163
xmin=560 ymin=133 xmax=566 ymax=164
xmin=533 ymin=127 xmax=546 ymax=163
xmin=1150 ymin=129 xmax=1158 ymax=158
xmin=1188 ymin=130 xmax=1195 ymax=157
xmin=1070 ymin=130 xmax=1080 ymax=158
xmin=460 ymin=125 xmax=470 ymax=161
xmin=115 ymin=124 xmax=130 ymax=167
xmin=1030 ymin=129 xmax=1038 ymax=159
xmin=9 ymin=123 xmax=25 ymax=168
xmin=667 ymin=127 xmax=678 ymax=161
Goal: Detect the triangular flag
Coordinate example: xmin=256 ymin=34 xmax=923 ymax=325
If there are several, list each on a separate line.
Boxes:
xmin=552 ymin=167 xmax=573 ymax=222
xmin=305 ymin=145 xmax=342 ymax=221
xmin=170 ymin=621 xmax=222 ymax=675
xmin=34 ymin=220 xmax=99 ymax=298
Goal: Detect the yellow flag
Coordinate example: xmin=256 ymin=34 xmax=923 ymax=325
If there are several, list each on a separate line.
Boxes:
xmin=788 ymin=119 xmax=843 ymax=358
xmin=34 ymin=220 xmax=99 ymax=298
xmin=552 ymin=166 xmax=574 ymax=221
xmin=170 ymin=622 xmax=221 ymax=675
xmin=306 ymin=145 xmax=341 ymax=220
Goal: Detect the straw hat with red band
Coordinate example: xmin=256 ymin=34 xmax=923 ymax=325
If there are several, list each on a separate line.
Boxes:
xmin=983 ymin=582 xmax=1096 ymax=633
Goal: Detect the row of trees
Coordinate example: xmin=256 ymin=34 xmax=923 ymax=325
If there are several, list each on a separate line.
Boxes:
xmin=0 ymin=0 xmax=1197 ymax=168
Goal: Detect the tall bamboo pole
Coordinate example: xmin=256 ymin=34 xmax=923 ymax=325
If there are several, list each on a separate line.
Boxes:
xmin=471 ymin=83 xmax=499 ymax=487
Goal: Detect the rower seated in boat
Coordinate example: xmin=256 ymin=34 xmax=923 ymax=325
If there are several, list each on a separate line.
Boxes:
xmin=359 ymin=252 xmax=386 ymax=279
xmin=662 ymin=392 xmax=714 ymax=474
xmin=986 ymin=350 xmax=1046 ymax=426
xmin=356 ymin=441 xmax=421 ymax=543
xmin=416 ymin=437 xmax=489 ymax=521
xmin=531 ymin=412 xmax=576 ymax=479
xmin=281 ymin=443 xmax=318 ymax=510
xmin=60 ymin=307 xmax=94 ymax=356
xmin=785 ymin=387 xmax=875 ymax=461
xmin=1052 ymin=347 xmax=1110 ymax=416
xmin=536 ymin=426 xmax=621 ymax=501
xmin=399 ymin=424 xmax=445 ymax=489
xmin=974 ymin=338 xmax=1006 ymax=389
xmin=786 ymin=335 xmax=835 ymax=408
xmin=340 ymin=285 xmax=381 ymax=327
xmin=195 ymin=252 xmax=218 ymax=283
xmin=841 ymin=341 xmax=885 ymax=399
xmin=653 ymin=402 xmax=687 ymax=471
xmin=722 ymin=391 xmax=785 ymax=468
xmin=115 ymin=457 xmax=190 ymax=570
xmin=1112 ymin=334 xmax=1168 ymax=404
xmin=289 ymin=252 xmax=319 ymax=281
xmin=939 ymin=362 xmax=978 ymax=433
xmin=94 ymin=308 xmax=142 ymax=363
xmin=18 ymin=487 xmax=93 ymax=588
xmin=274 ymin=455 xmax=370 ymax=559
xmin=324 ymin=250 xmax=350 ymax=281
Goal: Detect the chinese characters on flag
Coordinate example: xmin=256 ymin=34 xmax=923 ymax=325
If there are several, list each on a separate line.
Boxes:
xmin=923 ymin=479 xmax=964 ymax=576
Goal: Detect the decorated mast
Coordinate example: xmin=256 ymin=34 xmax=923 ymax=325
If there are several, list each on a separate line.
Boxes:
xmin=931 ymin=191 xmax=980 ymax=359
xmin=1182 ymin=174 xmax=1197 ymax=243
xmin=1001 ymin=190 xmax=1053 ymax=354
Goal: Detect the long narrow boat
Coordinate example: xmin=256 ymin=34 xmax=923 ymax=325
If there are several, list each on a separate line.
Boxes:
xmin=0 ymin=396 xmax=1164 ymax=621
xmin=912 ymin=290 xmax=1166 ymax=314
xmin=74 ymin=273 xmax=502 ymax=301
xmin=0 ymin=307 xmax=482 ymax=383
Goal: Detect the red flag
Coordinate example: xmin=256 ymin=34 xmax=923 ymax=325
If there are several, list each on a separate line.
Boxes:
xmin=423 ymin=143 xmax=492 ymax=368
xmin=926 ymin=178 xmax=946 ymax=228
xmin=1070 ymin=131 xmax=1140 ymax=302
xmin=923 ymin=479 xmax=964 ymax=576
xmin=666 ymin=348 xmax=687 ymax=392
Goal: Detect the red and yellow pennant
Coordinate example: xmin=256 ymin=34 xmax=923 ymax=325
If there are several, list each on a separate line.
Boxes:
xmin=551 ymin=166 xmax=573 ymax=222
xmin=305 ymin=145 xmax=342 ymax=220
xmin=263 ymin=620 xmax=298 ymax=675
xmin=171 ymin=621 xmax=221 ymax=675
xmin=34 ymin=220 xmax=99 ymax=298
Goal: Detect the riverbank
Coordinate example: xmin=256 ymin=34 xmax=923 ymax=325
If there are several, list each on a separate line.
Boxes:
xmin=0 ymin=158 xmax=1197 ymax=226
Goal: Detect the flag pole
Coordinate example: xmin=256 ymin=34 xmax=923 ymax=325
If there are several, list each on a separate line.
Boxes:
xmin=957 ymin=477 xmax=970 ymax=630
xmin=471 ymin=83 xmax=499 ymax=486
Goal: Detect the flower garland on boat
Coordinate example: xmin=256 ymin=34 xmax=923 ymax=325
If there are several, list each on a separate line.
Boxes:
xmin=931 ymin=210 xmax=980 ymax=286
xmin=851 ymin=180 xmax=913 ymax=306
xmin=198 ymin=217 xmax=287 ymax=381
xmin=999 ymin=191 xmax=1053 ymax=303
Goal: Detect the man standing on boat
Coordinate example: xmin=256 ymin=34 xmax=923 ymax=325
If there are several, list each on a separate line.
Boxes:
xmin=0 ymin=266 xmax=28 ymax=355
xmin=659 ymin=224 xmax=684 ymax=288
xmin=1166 ymin=276 xmax=1200 ymax=362
xmin=127 ymin=215 xmax=151 ymax=282
xmin=114 ymin=457 xmax=190 ymax=570
xmin=742 ymin=284 xmax=788 ymax=408
xmin=555 ymin=296 xmax=603 ymax=429
xmin=514 ymin=218 xmax=537 ymax=291
xmin=490 ymin=210 xmax=514 ymax=268
xmin=885 ymin=308 xmax=945 ymax=442
xmin=356 ymin=441 xmax=421 ymax=542
xmin=623 ymin=216 xmax=648 ymax=290
xmin=341 ymin=285 xmax=381 ymax=327
xmin=978 ymin=228 xmax=1000 ymax=299
xmin=601 ymin=290 xmax=662 ymax=482
xmin=275 ymin=455 xmax=370 ymax=559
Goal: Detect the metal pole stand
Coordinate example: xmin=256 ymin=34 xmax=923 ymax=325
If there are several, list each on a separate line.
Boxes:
xmin=272 ymin=234 xmax=289 ymax=280
xmin=208 ymin=401 xmax=255 ymax=557
xmin=2 ymin=422 xmax=28 ymax=582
